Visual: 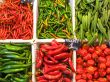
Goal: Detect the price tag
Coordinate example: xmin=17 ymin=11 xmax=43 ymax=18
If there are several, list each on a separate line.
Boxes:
xmin=65 ymin=39 xmax=81 ymax=50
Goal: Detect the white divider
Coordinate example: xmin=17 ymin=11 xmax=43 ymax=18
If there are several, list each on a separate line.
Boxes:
xmin=33 ymin=0 xmax=38 ymax=40
xmin=70 ymin=0 xmax=76 ymax=82
xmin=32 ymin=42 xmax=36 ymax=82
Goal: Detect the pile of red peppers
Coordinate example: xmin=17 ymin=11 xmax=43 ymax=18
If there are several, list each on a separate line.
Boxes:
xmin=0 ymin=0 xmax=33 ymax=39
xmin=36 ymin=40 xmax=74 ymax=82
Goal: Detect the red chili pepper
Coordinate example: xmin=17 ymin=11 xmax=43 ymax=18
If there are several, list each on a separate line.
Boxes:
xmin=63 ymin=69 xmax=73 ymax=78
xmin=47 ymin=44 xmax=65 ymax=56
xmin=37 ymin=76 xmax=46 ymax=81
xmin=58 ymin=77 xmax=63 ymax=82
xmin=54 ymin=53 xmax=70 ymax=60
xmin=40 ymin=50 xmax=44 ymax=57
xmin=44 ymin=72 xmax=62 ymax=80
xmin=51 ymin=40 xmax=59 ymax=46
xmin=41 ymin=44 xmax=61 ymax=50
xmin=48 ymin=70 xmax=60 ymax=75
xmin=44 ymin=56 xmax=55 ymax=64
xmin=63 ymin=77 xmax=71 ymax=82
xmin=46 ymin=55 xmax=58 ymax=63
xmin=69 ymin=58 xmax=75 ymax=72
xmin=36 ymin=50 xmax=43 ymax=68
xmin=43 ymin=63 xmax=62 ymax=68
xmin=44 ymin=65 xmax=67 ymax=74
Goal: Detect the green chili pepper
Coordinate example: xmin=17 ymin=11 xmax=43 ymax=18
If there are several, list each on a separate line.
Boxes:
xmin=0 ymin=64 xmax=31 ymax=71
xmin=1 ymin=68 xmax=26 ymax=73
xmin=2 ymin=54 xmax=28 ymax=60
xmin=0 ymin=58 xmax=11 ymax=62
xmin=3 ymin=61 xmax=23 ymax=66
xmin=13 ymin=77 xmax=28 ymax=82
xmin=5 ymin=44 xmax=26 ymax=51
xmin=0 ymin=49 xmax=18 ymax=55
xmin=88 ymin=33 xmax=98 ymax=45
xmin=97 ymin=18 xmax=108 ymax=39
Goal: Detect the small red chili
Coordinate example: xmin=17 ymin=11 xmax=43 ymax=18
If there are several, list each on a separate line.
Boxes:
xmin=63 ymin=77 xmax=71 ymax=82
xmin=40 ymin=50 xmax=44 ymax=57
xmin=36 ymin=50 xmax=43 ymax=68
xmin=54 ymin=53 xmax=70 ymax=60
xmin=44 ymin=65 xmax=67 ymax=74
xmin=47 ymin=44 xmax=65 ymax=56
xmin=37 ymin=76 xmax=46 ymax=81
xmin=63 ymin=69 xmax=73 ymax=78
xmin=46 ymin=55 xmax=58 ymax=63
xmin=44 ymin=56 xmax=56 ymax=64
xmin=44 ymin=72 xmax=62 ymax=80
xmin=48 ymin=70 xmax=60 ymax=75
xmin=69 ymin=58 xmax=75 ymax=72
xmin=41 ymin=44 xmax=60 ymax=50
xmin=51 ymin=40 xmax=59 ymax=46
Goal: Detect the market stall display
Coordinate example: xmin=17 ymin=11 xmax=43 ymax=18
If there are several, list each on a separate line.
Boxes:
xmin=36 ymin=40 xmax=74 ymax=82
xmin=0 ymin=44 xmax=32 ymax=82
xmin=0 ymin=0 xmax=110 ymax=82
xmin=76 ymin=44 xmax=110 ymax=82
xmin=37 ymin=0 xmax=73 ymax=39
xmin=0 ymin=0 xmax=33 ymax=39
xmin=75 ymin=0 xmax=110 ymax=44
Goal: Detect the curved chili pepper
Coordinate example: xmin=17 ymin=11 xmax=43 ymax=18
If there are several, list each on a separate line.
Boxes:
xmin=46 ymin=55 xmax=58 ymax=63
xmin=47 ymin=44 xmax=65 ymax=56
xmin=41 ymin=44 xmax=60 ymax=50
xmin=43 ymin=63 xmax=61 ymax=68
xmin=63 ymin=77 xmax=71 ymax=82
xmin=36 ymin=50 xmax=43 ymax=68
xmin=69 ymin=58 xmax=75 ymax=72
xmin=44 ymin=56 xmax=55 ymax=64
xmin=44 ymin=72 xmax=62 ymax=80
xmin=63 ymin=69 xmax=73 ymax=78
xmin=37 ymin=76 xmax=46 ymax=81
xmin=51 ymin=40 xmax=60 ymax=46
xmin=44 ymin=65 xmax=67 ymax=74
xmin=40 ymin=50 xmax=44 ymax=57
xmin=54 ymin=53 xmax=70 ymax=60
xmin=48 ymin=70 xmax=60 ymax=75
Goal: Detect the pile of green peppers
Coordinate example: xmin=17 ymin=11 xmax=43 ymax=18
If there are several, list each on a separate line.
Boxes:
xmin=0 ymin=44 xmax=32 ymax=82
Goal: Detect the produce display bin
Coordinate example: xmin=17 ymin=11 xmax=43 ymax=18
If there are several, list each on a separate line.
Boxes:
xmin=0 ymin=0 xmax=76 ymax=81
xmin=0 ymin=42 xmax=34 ymax=82
xmin=2 ymin=0 xmax=110 ymax=82
xmin=35 ymin=39 xmax=76 ymax=82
